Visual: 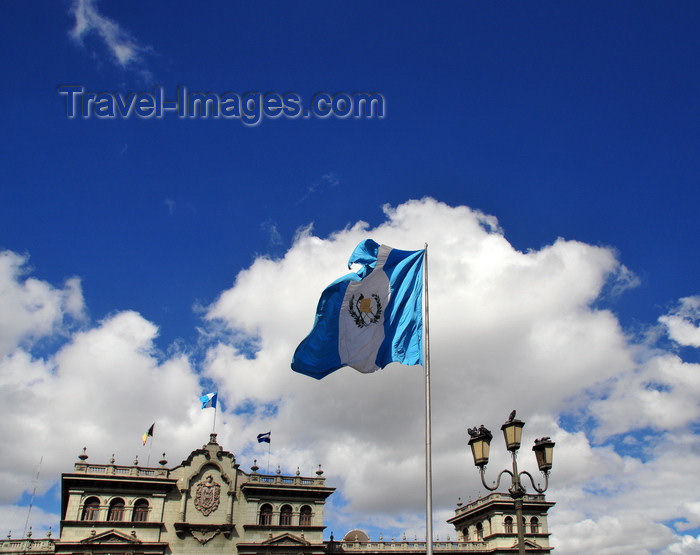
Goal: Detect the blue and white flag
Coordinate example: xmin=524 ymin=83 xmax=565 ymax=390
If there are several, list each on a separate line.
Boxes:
xmin=292 ymin=239 xmax=425 ymax=379
xmin=200 ymin=392 xmax=218 ymax=409
xmin=257 ymin=431 xmax=271 ymax=443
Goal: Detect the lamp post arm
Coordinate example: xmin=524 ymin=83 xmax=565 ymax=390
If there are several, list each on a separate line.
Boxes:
xmin=519 ymin=470 xmax=550 ymax=494
xmin=479 ymin=467 xmax=513 ymax=492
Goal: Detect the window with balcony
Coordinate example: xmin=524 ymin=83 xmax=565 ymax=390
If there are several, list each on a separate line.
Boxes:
xmin=279 ymin=505 xmax=292 ymax=526
xmin=299 ymin=505 xmax=312 ymax=526
xmin=504 ymin=516 xmax=513 ymax=534
xmin=530 ymin=517 xmax=540 ymax=534
xmin=108 ymin=498 xmax=125 ymax=521
xmin=81 ymin=497 xmax=100 ymax=521
xmin=259 ymin=504 xmax=273 ymax=525
xmin=132 ymin=499 xmax=149 ymax=522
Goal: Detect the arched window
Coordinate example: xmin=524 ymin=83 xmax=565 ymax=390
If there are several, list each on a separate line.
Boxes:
xmin=132 ymin=499 xmax=149 ymax=522
xmin=108 ymin=498 xmax=125 ymax=521
xmin=476 ymin=522 xmax=483 ymax=541
xmin=259 ymin=503 xmax=273 ymax=526
xmin=504 ymin=516 xmax=513 ymax=534
xmin=530 ymin=517 xmax=540 ymax=534
xmin=279 ymin=505 xmax=292 ymax=526
xmin=299 ymin=505 xmax=312 ymax=526
xmin=82 ymin=497 xmax=100 ymax=521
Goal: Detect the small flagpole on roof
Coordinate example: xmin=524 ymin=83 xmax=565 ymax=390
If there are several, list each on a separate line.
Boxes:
xmin=23 ymin=456 xmax=42 ymax=538
xmin=257 ymin=432 xmax=272 ymax=472
xmin=267 ymin=433 xmax=271 ymax=473
xmin=424 ymin=243 xmax=433 ymax=555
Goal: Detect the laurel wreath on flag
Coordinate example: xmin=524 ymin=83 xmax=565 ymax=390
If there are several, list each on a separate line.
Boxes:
xmin=348 ymin=293 xmax=382 ymax=328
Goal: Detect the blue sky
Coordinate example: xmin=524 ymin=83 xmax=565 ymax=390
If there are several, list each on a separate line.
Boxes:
xmin=1 ymin=2 xmax=699 ymax=553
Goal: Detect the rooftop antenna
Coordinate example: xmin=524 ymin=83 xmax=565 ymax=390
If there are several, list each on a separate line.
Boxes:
xmin=23 ymin=456 xmax=42 ymax=538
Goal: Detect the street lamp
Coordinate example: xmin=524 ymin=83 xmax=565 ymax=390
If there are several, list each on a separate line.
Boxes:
xmin=467 ymin=411 xmax=555 ymax=555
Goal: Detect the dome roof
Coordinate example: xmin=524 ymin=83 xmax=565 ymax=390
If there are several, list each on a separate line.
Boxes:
xmin=343 ymin=529 xmax=370 ymax=542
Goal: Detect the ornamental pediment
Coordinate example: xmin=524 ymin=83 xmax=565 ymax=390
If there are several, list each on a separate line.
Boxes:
xmin=263 ymin=533 xmax=310 ymax=546
xmin=80 ymin=529 xmax=140 ymax=544
xmin=512 ymin=538 xmax=543 ymax=549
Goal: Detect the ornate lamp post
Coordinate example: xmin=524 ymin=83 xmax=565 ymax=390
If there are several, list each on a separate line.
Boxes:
xmin=467 ymin=411 xmax=555 ymax=555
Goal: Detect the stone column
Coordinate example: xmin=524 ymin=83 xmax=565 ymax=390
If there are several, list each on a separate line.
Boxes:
xmin=179 ymin=489 xmax=188 ymax=521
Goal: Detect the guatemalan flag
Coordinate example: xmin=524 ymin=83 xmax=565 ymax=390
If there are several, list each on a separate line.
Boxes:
xmin=200 ymin=392 xmax=218 ymax=409
xmin=292 ymin=239 xmax=425 ymax=380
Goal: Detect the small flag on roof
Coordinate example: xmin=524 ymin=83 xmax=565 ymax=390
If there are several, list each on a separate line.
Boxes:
xmin=257 ymin=432 xmax=271 ymax=443
xmin=142 ymin=423 xmax=154 ymax=445
xmin=200 ymin=392 xmax=218 ymax=409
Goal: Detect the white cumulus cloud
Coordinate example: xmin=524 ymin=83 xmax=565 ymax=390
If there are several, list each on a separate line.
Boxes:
xmin=0 ymin=250 xmax=85 ymax=357
xmin=660 ymin=296 xmax=700 ymax=348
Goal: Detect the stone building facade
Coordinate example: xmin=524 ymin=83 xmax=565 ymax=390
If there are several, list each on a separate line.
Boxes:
xmin=1 ymin=434 xmax=554 ymax=554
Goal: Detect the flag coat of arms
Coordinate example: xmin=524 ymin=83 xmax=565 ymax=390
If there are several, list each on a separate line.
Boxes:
xmin=292 ymin=239 xmax=425 ymax=379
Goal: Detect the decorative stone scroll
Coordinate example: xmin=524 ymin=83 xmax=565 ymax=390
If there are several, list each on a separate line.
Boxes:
xmin=190 ymin=528 xmax=221 ymax=544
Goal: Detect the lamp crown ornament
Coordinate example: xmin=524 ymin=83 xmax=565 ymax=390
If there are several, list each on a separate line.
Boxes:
xmin=467 ymin=425 xmax=492 ymax=440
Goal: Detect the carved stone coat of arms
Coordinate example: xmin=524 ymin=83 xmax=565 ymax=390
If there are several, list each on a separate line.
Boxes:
xmin=193 ymin=475 xmax=221 ymax=516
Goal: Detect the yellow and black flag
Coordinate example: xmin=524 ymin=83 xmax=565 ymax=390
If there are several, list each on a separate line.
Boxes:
xmin=142 ymin=423 xmax=154 ymax=445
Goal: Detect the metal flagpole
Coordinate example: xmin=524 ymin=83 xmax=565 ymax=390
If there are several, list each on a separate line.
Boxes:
xmin=424 ymin=243 xmax=433 ymax=555
xmin=23 ymin=456 xmax=42 ymax=538
xmin=213 ymin=402 xmax=217 ymax=433
xmin=267 ymin=433 xmax=272 ymax=474
xmin=147 ymin=435 xmax=153 ymax=467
